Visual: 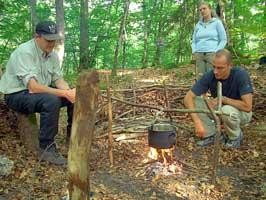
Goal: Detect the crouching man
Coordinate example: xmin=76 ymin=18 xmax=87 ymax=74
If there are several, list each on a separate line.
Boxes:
xmin=184 ymin=49 xmax=253 ymax=148
xmin=0 ymin=21 xmax=75 ymax=165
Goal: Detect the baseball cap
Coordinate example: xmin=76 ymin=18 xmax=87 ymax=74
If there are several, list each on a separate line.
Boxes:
xmin=35 ymin=21 xmax=62 ymax=41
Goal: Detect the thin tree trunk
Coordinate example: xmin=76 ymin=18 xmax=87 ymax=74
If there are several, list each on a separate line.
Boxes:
xmin=122 ymin=37 xmax=126 ymax=68
xmin=88 ymin=36 xmax=100 ymax=68
xmin=89 ymin=1 xmax=113 ymax=68
xmin=175 ymin=1 xmax=185 ymax=64
xmin=103 ymin=0 xmax=115 ymax=67
xmin=29 ymin=0 xmax=38 ymax=37
xmin=152 ymin=0 xmax=163 ymax=67
xmin=79 ymin=0 xmax=89 ymax=71
xmin=141 ymin=0 xmax=155 ymax=68
xmin=68 ymin=71 xmax=99 ymax=200
xmin=112 ymin=0 xmax=130 ymax=76
xmin=217 ymin=0 xmax=230 ymax=45
xmin=56 ymin=0 xmax=65 ymax=68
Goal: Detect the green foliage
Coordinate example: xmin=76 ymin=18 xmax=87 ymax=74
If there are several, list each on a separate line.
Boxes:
xmin=64 ymin=72 xmax=78 ymax=88
xmin=99 ymin=81 xmax=107 ymax=90
xmin=0 ymin=0 xmax=264 ymax=73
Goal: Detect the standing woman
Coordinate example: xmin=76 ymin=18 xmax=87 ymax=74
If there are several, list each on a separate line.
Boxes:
xmin=192 ymin=2 xmax=227 ymax=80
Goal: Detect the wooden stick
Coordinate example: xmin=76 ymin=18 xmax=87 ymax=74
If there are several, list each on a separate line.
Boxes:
xmin=133 ymin=86 xmax=136 ymax=118
xmin=101 ymin=94 xmax=229 ymax=116
xmin=100 ymin=84 xmax=190 ymax=93
xmin=115 ymin=132 xmax=146 ymax=141
xmin=96 ymin=129 xmax=146 ymax=139
xmin=106 ymin=75 xmax=114 ymax=166
xmin=114 ymin=109 xmax=133 ymax=120
xmin=163 ymin=80 xmax=172 ymax=121
xmin=68 ymin=71 xmax=99 ymax=199
xmin=203 ymin=82 xmax=222 ymax=185
xmin=211 ymin=81 xmax=222 ymax=185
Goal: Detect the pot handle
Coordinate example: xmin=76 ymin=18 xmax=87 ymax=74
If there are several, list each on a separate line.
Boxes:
xmin=147 ymin=124 xmax=153 ymax=131
xmin=168 ymin=132 xmax=176 ymax=144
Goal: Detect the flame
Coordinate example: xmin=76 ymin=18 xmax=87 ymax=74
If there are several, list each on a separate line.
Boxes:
xmin=148 ymin=147 xmax=159 ymax=160
xmin=148 ymin=147 xmax=174 ymax=165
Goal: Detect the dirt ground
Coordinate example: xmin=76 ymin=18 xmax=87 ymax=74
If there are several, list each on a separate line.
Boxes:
xmin=0 ymin=66 xmax=265 ymax=200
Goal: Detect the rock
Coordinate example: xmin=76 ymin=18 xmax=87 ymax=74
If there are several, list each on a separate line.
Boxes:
xmin=0 ymin=155 xmax=14 ymax=177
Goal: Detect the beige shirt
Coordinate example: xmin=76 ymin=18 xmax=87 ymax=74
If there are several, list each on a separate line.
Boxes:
xmin=0 ymin=39 xmax=62 ymax=94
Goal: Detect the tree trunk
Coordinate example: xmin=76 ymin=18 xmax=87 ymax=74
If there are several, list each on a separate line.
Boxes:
xmin=102 ymin=0 xmax=115 ymax=68
xmin=29 ymin=0 xmax=38 ymax=37
xmin=122 ymin=37 xmax=126 ymax=68
xmin=79 ymin=0 xmax=89 ymax=71
xmin=89 ymin=1 xmax=113 ymax=68
xmin=55 ymin=0 xmax=65 ymax=68
xmin=152 ymin=0 xmax=163 ymax=67
xmin=217 ymin=0 xmax=230 ymax=45
xmin=112 ymin=0 xmax=130 ymax=76
xmin=175 ymin=1 xmax=187 ymax=64
xmin=68 ymin=71 xmax=99 ymax=200
xmin=141 ymin=0 xmax=154 ymax=68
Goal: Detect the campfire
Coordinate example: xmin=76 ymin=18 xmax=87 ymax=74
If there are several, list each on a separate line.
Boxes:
xmin=148 ymin=147 xmax=174 ymax=165
xmin=144 ymin=123 xmax=182 ymax=178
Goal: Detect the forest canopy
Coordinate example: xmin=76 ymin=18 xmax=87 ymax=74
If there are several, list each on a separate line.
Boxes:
xmin=0 ymin=0 xmax=265 ymax=74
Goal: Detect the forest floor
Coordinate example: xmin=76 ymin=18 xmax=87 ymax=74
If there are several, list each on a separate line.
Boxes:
xmin=0 ymin=64 xmax=265 ymax=200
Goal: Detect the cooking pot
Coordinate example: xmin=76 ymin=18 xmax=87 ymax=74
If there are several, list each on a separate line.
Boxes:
xmin=148 ymin=123 xmax=176 ymax=149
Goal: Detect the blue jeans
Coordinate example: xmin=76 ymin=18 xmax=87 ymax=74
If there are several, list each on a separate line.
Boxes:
xmin=4 ymin=90 xmax=73 ymax=149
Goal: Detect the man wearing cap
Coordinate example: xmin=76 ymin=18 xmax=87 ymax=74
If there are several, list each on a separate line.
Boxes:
xmin=0 ymin=21 xmax=75 ymax=165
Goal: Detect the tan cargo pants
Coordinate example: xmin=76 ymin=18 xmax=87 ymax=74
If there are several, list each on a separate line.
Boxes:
xmin=194 ymin=52 xmax=215 ymax=80
xmin=195 ymin=97 xmax=252 ymax=140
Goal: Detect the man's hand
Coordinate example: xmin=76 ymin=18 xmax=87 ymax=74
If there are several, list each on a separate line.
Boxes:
xmin=194 ymin=120 xmax=206 ymax=138
xmin=184 ymin=90 xmax=207 ymax=137
xmin=207 ymin=98 xmax=218 ymax=109
xmin=65 ymin=88 xmax=76 ymax=103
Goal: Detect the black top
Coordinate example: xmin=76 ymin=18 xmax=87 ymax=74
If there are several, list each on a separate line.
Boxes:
xmin=191 ymin=67 xmax=253 ymax=99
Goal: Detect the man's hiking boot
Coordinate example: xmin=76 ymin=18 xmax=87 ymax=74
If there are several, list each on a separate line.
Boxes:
xmin=225 ymin=131 xmax=243 ymax=148
xmin=38 ymin=144 xmax=67 ymax=165
xmin=197 ymin=134 xmax=227 ymax=147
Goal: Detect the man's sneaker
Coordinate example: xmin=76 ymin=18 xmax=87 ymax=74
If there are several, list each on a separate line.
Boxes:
xmin=38 ymin=144 xmax=67 ymax=165
xmin=197 ymin=134 xmax=227 ymax=147
xmin=197 ymin=136 xmax=215 ymax=147
xmin=220 ymin=133 xmax=228 ymax=145
xmin=225 ymin=131 xmax=243 ymax=148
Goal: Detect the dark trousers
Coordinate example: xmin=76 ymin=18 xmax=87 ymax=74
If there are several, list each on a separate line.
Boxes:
xmin=4 ymin=90 xmax=73 ymax=149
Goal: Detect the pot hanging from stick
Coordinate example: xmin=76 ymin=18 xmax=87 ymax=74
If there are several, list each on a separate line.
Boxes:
xmin=148 ymin=123 xmax=176 ymax=149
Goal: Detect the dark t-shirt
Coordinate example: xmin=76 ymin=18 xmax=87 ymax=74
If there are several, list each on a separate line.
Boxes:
xmin=191 ymin=67 xmax=253 ymax=99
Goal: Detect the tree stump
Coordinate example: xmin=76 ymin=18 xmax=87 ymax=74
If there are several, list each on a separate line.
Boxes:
xmin=0 ymin=98 xmax=39 ymax=151
xmin=17 ymin=113 xmax=39 ymax=151
xmin=0 ymin=98 xmax=18 ymax=135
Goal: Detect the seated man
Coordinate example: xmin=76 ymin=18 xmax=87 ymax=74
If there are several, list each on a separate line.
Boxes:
xmin=184 ymin=49 xmax=253 ymax=148
xmin=0 ymin=21 xmax=76 ymax=165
